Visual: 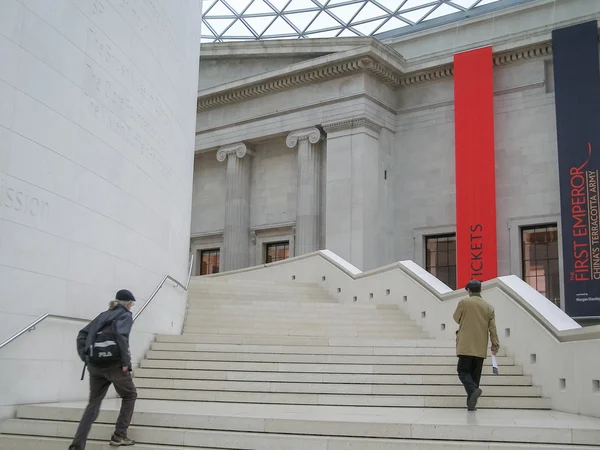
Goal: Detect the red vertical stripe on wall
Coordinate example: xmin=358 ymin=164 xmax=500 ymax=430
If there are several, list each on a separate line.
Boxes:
xmin=454 ymin=46 xmax=498 ymax=288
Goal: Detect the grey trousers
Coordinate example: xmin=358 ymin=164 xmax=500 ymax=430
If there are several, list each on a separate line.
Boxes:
xmin=69 ymin=365 xmax=137 ymax=450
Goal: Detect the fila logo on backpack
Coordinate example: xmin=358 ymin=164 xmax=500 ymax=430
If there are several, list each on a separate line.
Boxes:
xmin=88 ymin=321 xmax=121 ymax=366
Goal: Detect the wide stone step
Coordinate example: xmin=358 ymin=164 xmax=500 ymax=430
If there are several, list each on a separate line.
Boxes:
xmin=133 ymin=368 xmax=533 ymax=385
xmin=188 ymin=285 xmax=331 ymax=291
xmin=145 ymin=350 xmax=513 ymax=365
xmin=182 ymin=326 xmax=426 ymax=337
xmin=184 ymin=313 xmax=414 ymax=324
xmin=150 ymin=341 xmax=505 ymax=356
xmin=185 ymin=316 xmax=420 ymax=324
xmin=140 ymin=359 xmax=524 ymax=374
xmin=183 ymin=321 xmax=423 ymax=331
xmin=188 ymin=295 xmax=336 ymax=303
xmin=188 ymin=282 xmax=329 ymax=290
xmin=133 ymin=378 xmax=541 ymax=397
xmin=4 ymin=431 xmax=599 ymax=450
xmin=136 ymin=388 xmax=550 ymax=408
xmin=9 ymin=401 xmax=600 ymax=445
xmin=155 ymin=334 xmax=453 ymax=347
xmin=187 ymin=302 xmax=388 ymax=311
xmin=182 ymin=327 xmax=428 ymax=338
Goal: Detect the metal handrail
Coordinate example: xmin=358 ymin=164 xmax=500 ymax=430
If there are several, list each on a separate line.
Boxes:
xmin=0 ymin=254 xmax=194 ymax=350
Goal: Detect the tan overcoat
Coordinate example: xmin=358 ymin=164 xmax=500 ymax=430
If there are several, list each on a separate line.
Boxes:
xmin=453 ymin=294 xmax=500 ymax=358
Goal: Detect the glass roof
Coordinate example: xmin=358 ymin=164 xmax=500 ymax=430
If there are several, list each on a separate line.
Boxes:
xmin=201 ymin=0 xmax=506 ymax=43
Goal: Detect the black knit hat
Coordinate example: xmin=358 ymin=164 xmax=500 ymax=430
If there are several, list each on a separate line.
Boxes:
xmin=115 ymin=289 xmax=136 ymax=302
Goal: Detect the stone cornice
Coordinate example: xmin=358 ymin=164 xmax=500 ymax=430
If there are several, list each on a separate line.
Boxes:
xmin=197 ymin=55 xmax=402 ymax=112
xmin=216 ymin=142 xmax=254 ymax=162
xmin=397 ymin=41 xmax=554 ymax=87
xmin=198 ymin=41 xmax=556 ymax=112
xmin=322 ymin=117 xmax=383 ymax=134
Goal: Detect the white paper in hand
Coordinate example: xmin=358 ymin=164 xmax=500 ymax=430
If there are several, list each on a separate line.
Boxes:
xmin=491 ymin=355 xmax=499 ymax=375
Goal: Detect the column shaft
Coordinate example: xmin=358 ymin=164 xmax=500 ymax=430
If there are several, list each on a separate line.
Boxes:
xmin=296 ymin=138 xmax=320 ymax=254
xmin=287 ymin=128 xmax=322 ymax=256
xmin=217 ymin=143 xmax=253 ymax=272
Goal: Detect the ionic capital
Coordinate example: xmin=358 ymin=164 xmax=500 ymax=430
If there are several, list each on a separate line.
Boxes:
xmin=216 ymin=142 xmax=254 ymax=162
xmin=286 ymin=128 xmax=322 ymax=148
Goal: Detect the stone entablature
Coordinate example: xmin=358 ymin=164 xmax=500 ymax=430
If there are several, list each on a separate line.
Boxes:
xmin=197 ymin=41 xmax=556 ymax=112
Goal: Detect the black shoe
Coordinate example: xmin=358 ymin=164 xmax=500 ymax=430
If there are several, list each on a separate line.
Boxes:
xmin=110 ymin=434 xmax=135 ymax=446
xmin=467 ymin=388 xmax=482 ymax=411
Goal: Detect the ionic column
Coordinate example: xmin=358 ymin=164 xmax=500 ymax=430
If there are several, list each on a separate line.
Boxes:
xmin=286 ymin=127 xmax=322 ymax=255
xmin=216 ymin=143 xmax=253 ymax=271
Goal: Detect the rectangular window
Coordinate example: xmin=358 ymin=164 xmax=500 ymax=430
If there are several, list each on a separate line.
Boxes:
xmin=265 ymin=241 xmax=289 ymax=264
xmin=521 ymin=224 xmax=560 ymax=307
xmin=425 ymin=234 xmax=457 ymax=290
xmin=200 ymin=249 xmax=220 ymax=275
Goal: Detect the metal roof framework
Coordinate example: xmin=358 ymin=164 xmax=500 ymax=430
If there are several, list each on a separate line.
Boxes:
xmin=201 ymin=0 xmax=510 ymax=43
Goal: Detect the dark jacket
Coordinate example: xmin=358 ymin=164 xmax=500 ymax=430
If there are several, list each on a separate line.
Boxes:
xmin=76 ymin=304 xmax=133 ymax=369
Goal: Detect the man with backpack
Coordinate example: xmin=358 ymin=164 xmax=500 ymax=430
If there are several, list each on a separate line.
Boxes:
xmin=69 ymin=289 xmax=138 ymax=449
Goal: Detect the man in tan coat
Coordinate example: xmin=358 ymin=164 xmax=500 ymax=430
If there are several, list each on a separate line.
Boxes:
xmin=453 ymin=279 xmax=499 ymax=411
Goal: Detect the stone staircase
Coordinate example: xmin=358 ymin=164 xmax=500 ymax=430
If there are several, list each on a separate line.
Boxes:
xmin=1 ymin=278 xmax=599 ymax=449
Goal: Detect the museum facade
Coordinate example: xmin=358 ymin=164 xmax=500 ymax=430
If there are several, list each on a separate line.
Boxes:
xmin=192 ymin=0 xmax=600 ymax=318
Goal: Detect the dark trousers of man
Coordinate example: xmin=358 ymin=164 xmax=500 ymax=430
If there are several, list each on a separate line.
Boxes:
xmin=457 ymin=355 xmax=484 ymax=399
xmin=69 ymin=365 xmax=137 ymax=450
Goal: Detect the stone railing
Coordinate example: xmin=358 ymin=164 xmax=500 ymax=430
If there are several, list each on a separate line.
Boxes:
xmin=205 ymin=250 xmax=600 ymax=418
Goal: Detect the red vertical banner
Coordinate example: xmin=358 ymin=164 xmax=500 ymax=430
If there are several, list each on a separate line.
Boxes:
xmin=454 ymin=46 xmax=498 ymax=288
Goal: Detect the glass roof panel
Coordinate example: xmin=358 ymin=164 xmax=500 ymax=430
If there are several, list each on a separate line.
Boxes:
xmin=352 ymin=2 xmax=387 ymax=24
xmin=352 ymin=17 xmax=386 ymax=35
xmin=449 ymin=0 xmax=478 ymax=8
xmin=244 ymin=0 xmax=275 ymax=15
xmin=306 ymin=10 xmax=341 ymax=32
xmin=338 ymin=28 xmax=359 ymax=37
xmin=245 ymin=15 xmax=276 ymax=34
xmin=285 ymin=0 xmax=319 ymax=12
xmin=201 ymin=0 xmax=517 ymax=42
xmin=286 ymin=10 xmax=319 ymax=31
xmin=376 ymin=16 xmax=410 ymax=34
xmin=264 ymin=16 xmax=298 ymax=35
xmin=267 ymin=0 xmax=291 ymax=11
xmin=206 ymin=18 xmax=235 ymax=34
xmin=424 ymin=3 xmax=462 ymax=21
xmin=308 ymin=29 xmax=344 ymax=38
xmin=328 ymin=4 xmax=363 ymax=23
xmin=228 ymin=0 xmax=253 ymax=14
xmin=399 ymin=5 xmax=436 ymax=23
xmin=205 ymin=0 xmax=234 ymax=16
xmin=222 ymin=19 xmax=255 ymax=37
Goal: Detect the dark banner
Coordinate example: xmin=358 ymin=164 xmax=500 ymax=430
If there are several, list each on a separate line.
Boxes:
xmin=454 ymin=46 xmax=498 ymax=288
xmin=552 ymin=21 xmax=600 ymax=317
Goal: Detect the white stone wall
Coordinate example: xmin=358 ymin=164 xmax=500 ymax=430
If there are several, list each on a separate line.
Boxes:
xmin=0 ymin=0 xmax=201 ymax=418
xmin=192 ymin=152 xmax=226 ymax=234
xmin=250 ymin=139 xmax=297 ymax=228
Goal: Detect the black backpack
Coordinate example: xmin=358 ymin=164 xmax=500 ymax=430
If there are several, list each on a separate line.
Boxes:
xmin=87 ymin=316 xmax=122 ymax=366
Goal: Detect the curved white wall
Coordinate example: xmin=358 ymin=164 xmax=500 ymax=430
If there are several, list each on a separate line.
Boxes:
xmin=0 ymin=0 xmax=201 ymax=417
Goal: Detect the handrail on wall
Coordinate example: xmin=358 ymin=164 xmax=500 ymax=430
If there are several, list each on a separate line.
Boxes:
xmin=0 ymin=254 xmax=194 ymax=351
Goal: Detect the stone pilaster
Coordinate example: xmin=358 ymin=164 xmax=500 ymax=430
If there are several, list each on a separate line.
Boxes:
xmin=321 ymin=117 xmax=384 ymax=271
xmin=216 ymin=143 xmax=253 ymax=271
xmin=286 ymin=127 xmax=322 ymax=255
